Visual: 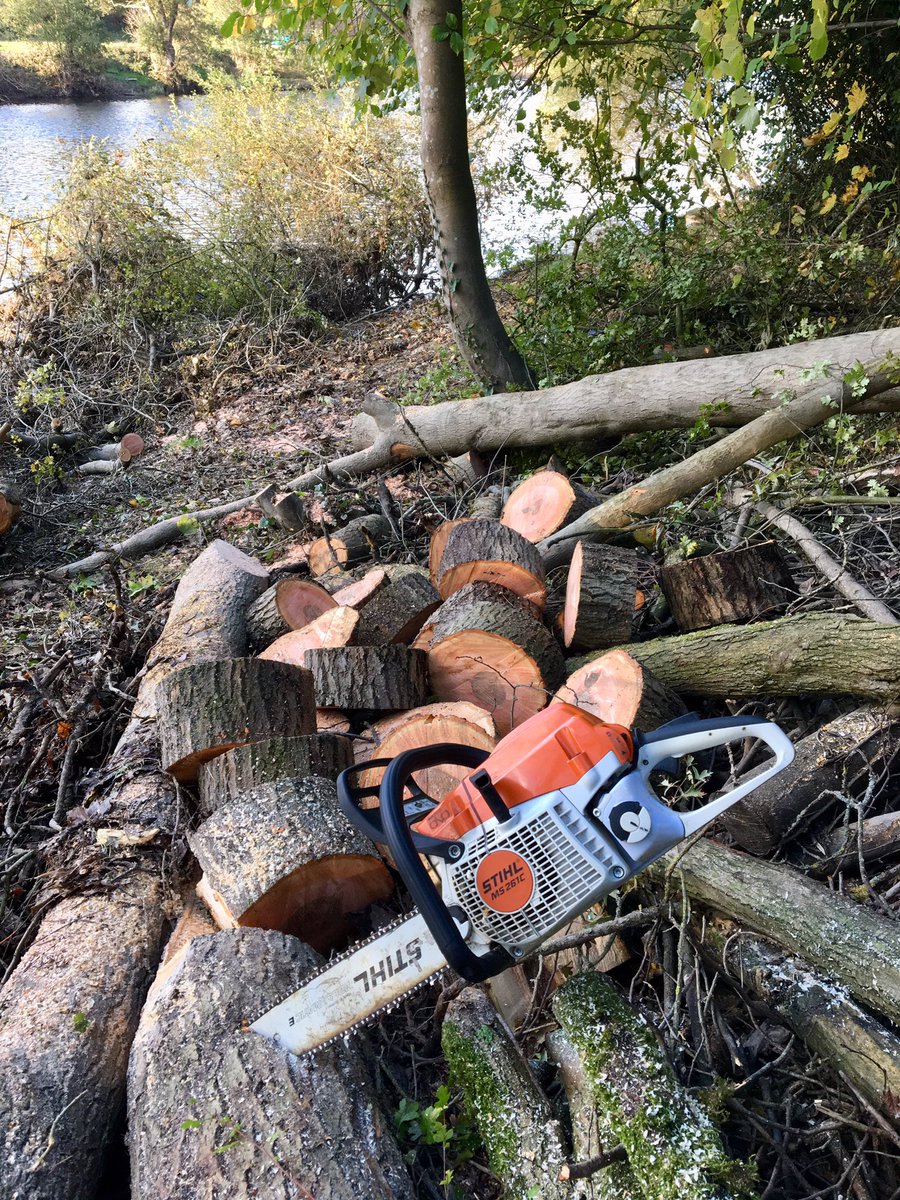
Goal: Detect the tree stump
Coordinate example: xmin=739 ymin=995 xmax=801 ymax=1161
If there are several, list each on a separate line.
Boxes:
xmin=127 ymin=928 xmax=414 ymax=1200
xmin=562 ymin=542 xmax=641 ymax=651
xmin=332 ymin=566 xmax=388 ymax=608
xmin=356 ymin=571 xmax=441 ymax=645
xmin=554 ymin=649 xmax=686 ymax=731
xmin=188 ymin=777 xmax=393 ymax=952
xmin=428 ymin=584 xmax=565 ymax=735
xmin=303 ymin=645 xmax=428 ymax=712
xmin=308 ymin=514 xmax=390 ymax=578
xmin=245 ymin=577 xmax=338 ymax=649
xmin=501 ymin=470 xmax=597 ymax=542
xmin=258 ymin=606 xmax=359 ymax=665
xmin=197 ymin=733 xmax=354 ymax=816
xmin=156 ymin=658 xmax=315 ymax=781
xmin=659 ymin=542 xmax=795 ymax=631
xmin=437 ymin=519 xmax=546 ymax=606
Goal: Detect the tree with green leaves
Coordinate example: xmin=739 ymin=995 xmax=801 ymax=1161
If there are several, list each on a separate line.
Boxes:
xmin=0 ymin=0 xmax=105 ymax=85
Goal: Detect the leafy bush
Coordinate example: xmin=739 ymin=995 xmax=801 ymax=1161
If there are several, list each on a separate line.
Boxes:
xmin=0 ymin=0 xmax=105 ymax=84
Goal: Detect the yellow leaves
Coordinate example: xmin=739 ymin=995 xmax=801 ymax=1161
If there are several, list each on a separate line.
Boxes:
xmin=851 ymin=164 xmax=873 ymax=182
xmin=847 ymin=81 xmax=867 ymax=116
xmin=841 ymin=182 xmax=860 ymax=205
xmin=57 ymin=721 xmax=72 ymax=741
xmin=833 ymin=143 xmax=849 ymax=162
xmin=803 ymin=111 xmax=841 ymax=147
xmin=819 ymin=193 xmax=837 ymax=215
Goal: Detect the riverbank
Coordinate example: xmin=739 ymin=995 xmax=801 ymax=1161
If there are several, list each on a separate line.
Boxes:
xmin=0 ymin=40 xmax=171 ymax=103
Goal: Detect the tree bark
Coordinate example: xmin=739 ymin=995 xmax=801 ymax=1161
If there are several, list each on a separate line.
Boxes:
xmin=356 ymin=571 xmax=440 ymax=645
xmin=659 ymin=542 xmax=795 ymax=632
xmin=127 ymin=927 xmax=414 ymax=1200
xmin=405 ymin=0 xmax=534 ymax=391
xmin=555 ymin=649 xmax=686 ymax=731
xmin=575 ymin=612 xmax=900 ymax=699
xmin=303 ymin=645 xmax=428 ymax=711
xmin=562 ymin=542 xmax=641 ymax=650
xmin=438 ymin=519 xmax=546 ymax=605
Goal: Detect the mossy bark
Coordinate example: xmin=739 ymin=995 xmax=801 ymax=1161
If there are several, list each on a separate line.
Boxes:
xmin=553 ymin=973 xmax=753 ymax=1200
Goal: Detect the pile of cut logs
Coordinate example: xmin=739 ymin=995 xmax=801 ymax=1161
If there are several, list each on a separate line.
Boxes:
xmin=3 ymin=462 xmax=900 ymax=1200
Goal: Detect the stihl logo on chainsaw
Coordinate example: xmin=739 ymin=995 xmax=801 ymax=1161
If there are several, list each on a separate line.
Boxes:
xmin=353 ymin=938 xmax=424 ymax=995
xmin=476 ymin=850 xmax=535 ymax=913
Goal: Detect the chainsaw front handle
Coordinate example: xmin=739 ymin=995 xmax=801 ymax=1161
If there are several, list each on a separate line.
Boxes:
xmin=636 ymin=715 xmax=795 ymax=836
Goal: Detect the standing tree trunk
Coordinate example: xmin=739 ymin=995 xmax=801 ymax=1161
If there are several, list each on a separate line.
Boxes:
xmin=405 ymin=0 xmax=534 ymax=391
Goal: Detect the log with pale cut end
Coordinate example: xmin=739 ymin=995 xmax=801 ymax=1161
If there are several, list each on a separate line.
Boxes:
xmin=502 ymin=470 xmax=598 ymax=542
xmin=332 ymin=566 xmax=388 ymax=607
xmin=246 ymin=577 xmax=336 ymax=648
xmin=120 ymin=432 xmax=145 ymax=458
xmin=356 ymin=571 xmax=440 ymax=645
xmin=197 ymin=733 xmax=354 ymax=816
xmin=554 ymin=648 xmax=686 ymax=731
xmin=135 ymin=539 xmax=269 ymax=718
xmin=258 ymin=606 xmax=359 ymax=664
xmin=442 ymin=987 xmax=571 ymax=1200
xmin=156 ymin=658 xmax=315 ymax=781
xmin=721 ymin=706 xmax=900 ymax=855
xmin=127 ymin=927 xmax=414 ymax=1200
xmin=146 ymin=895 xmax=217 ymax=1003
xmin=553 ymin=972 xmax=745 ymax=1199
xmin=188 ymin=776 xmax=393 ymax=952
xmin=356 ymin=701 xmax=497 ymax=802
xmin=308 ymin=513 xmax=390 ymax=578
xmin=429 ymin=517 xmax=468 ymax=585
xmin=317 ymin=708 xmax=352 ymax=733
xmin=438 ymin=519 xmax=546 ymax=606
xmin=659 ymin=541 xmax=795 ymax=632
xmin=428 ymin=584 xmax=565 ymax=735
xmin=0 ymin=480 xmax=22 ymax=536
xmin=304 ymin=645 xmax=428 ymax=712
xmin=563 ymin=542 xmax=640 ymax=651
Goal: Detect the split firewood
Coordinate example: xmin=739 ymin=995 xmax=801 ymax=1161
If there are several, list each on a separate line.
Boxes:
xmin=189 ymin=777 xmax=393 ymax=951
xmin=429 ymin=517 xmax=468 ymax=584
xmin=136 ymin=539 xmax=269 ymax=718
xmin=245 ymin=577 xmax=338 ymax=649
xmin=197 ymin=733 xmax=354 ymax=816
xmin=258 ymin=606 xmax=359 ymax=664
xmin=721 ymin=706 xmax=900 ymax=854
xmin=332 ymin=566 xmax=388 ymax=607
xmin=659 ymin=541 xmax=795 ymax=632
xmin=437 ymin=519 xmax=546 ymax=606
xmin=442 ymin=987 xmax=571 ymax=1200
xmin=657 ymin=837 xmax=900 ymax=1027
xmin=0 ymin=480 xmax=22 ymax=536
xmin=127 ymin=928 xmax=414 ymax=1200
xmin=587 ymin=612 xmax=900 ymax=699
xmin=253 ymin=482 xmax=307 ymax=533
xmin=355 ymin=701 xmax=497 ymax=801
xmin=308 ymin=513 xmax=390 ymax=578
xmin=156 ymin=658 xmax=315 ymax=781
xmin=502 ymin=470 xmax=598 ymax=542
xmin=802 ymin=810 xmax=900 ymax=877
xmin=356 ymin=571 xmax=440 ymax=645
xmin=304 ymin=645 xmax=428 ymax=712
xmin=710 ymin=929 xmax=900 ymax=1121
xmin=553 ymin=972 xmax=744 ymax=1198
xmin=555 ymin=649 xmax=686 ymax=731
xmin=427 ymin=583 xmax=565 ymax=735
xmin=562 ymin=542 xmax=641 ymax=651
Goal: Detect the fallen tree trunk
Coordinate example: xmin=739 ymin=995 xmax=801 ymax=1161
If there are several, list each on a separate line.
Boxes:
xmin=577 ymin=612 xmax=900 ymax=699
xmin=802 ymin=810 xmax=900 ymax=876
xmin=197 ymin=733 xmax=354 ymax=816
xmin=657 ymin=837 xmax=900 ymax=1026
xmin=127 ymin=927 xmax=414 ymax=1200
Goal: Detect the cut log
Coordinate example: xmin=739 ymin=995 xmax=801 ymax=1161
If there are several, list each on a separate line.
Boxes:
xmin=147 ymin=895 xmax=217 ymax=1001
xmin=196 ymin=733 xmax=354 ymax=817
xmin=720 ymin=706 xmax=900 ymax=854
xmin=0 ymin=480 xmax=22 ymax=535
xmin=253 ymin=482 xmax=307 ymax=533
xmin=258 ymin=606 xmax=359 ymax=664
xmin=120 ymin=432 xmax=145 ymax=459
xmin=356 ymin=701 xmax=497 ymax=802
xmin=135 ymin=539 xmax=269 ymax=719
xmin=317 ymin=708 xmax=352 ymax=733
xmin=304 ymin=645 xmax=428 ymax=712
xmin=189 ymin=777 xmax=393 ymax=951
xmin=127 ymin=927 xmax=414 ymax=1200
xmin=554 ymin=649 xmax=687 ymax=731
xmin=438 ymin=519 xmax=546 ymax=606
xmin=709 ymin=929 xmax=900 ymax=1121
xmin=659 ymin=542 xmax=795 ymax=632
xmin=442 ymin=987 xmax=571 ymax=1200
xmin=308 ymin=513 xmax=390 ymax=578
xmin=553 ymin=972 xmax=745 ymax=1198
xmin=246 ymin=577 xmax=338 ymax=648
xmin=428 ymin=584 xmax=566 ymax=735
xmin=562 ymin=542 xmax=640 ymax=651
xmin=572 ymin=612 xmax=900 ymax=699
xmin=356 ymin=571 xmax=441 ymax=645
xmin=803 ymin=810 xmax=900 ymax=877
xmin=470 ymin=490 xmax=502 ymax=519
xmin=502 ymin=470 xmax=597 ymax=542
xmin=332 ymin=566 xmax=388 ymax=608
xmin=155 ymin=658 xmax=315 ymax=781
xmin=446 ymin=448 xmax=490 ymax=485
xmin=429 ymin=517 xmax=468 ymax=585
xmin=657 ymin=837 xmax=900 ymax=1027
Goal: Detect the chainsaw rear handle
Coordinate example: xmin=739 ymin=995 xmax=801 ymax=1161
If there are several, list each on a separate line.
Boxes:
xmin=379 ymin=743 xmax=516 ymax=984
xmin=635 ymin=715 xmax=795 ymax=836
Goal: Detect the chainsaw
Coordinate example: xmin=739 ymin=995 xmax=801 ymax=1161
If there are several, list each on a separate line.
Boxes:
xmin=250 ymin=702 xmax=794 ymax=1056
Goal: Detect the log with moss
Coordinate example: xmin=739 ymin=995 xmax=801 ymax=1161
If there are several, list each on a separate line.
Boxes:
xmin=196 ymin=733 xmax=353 ymax=816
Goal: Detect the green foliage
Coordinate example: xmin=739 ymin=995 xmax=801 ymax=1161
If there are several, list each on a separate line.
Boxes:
xmin=0 ymin=0 xmax=105 ymax=77
xmin=393 ymin=1084 xmax=481 ymax=1175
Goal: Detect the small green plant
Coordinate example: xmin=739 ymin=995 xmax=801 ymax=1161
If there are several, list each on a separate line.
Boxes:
xmin=126 ymin=573 xmax=157 ymax=597
xmin=393 ymin=1084 xmax=480 ymax=1184
xmin=178 ymin=434 xmax=203 ymax=450
xmin=72 ymin=1011 xmax=90 ymax=1033
xmin=15 ymin=364 xmax=65 ymax=414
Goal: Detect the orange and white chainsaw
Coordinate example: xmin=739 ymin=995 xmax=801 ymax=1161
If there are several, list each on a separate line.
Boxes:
xmin=250 ymin=703 xmax=793 ymax=1056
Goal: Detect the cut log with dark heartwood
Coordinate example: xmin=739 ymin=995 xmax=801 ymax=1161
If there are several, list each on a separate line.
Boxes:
xmin=155 ymin=658 xmax=315 ymax=781
xmin=438 ymin=519 xmax=546 ymax=606
xmin=555 ymin=649 xmax=686 ymax=731
xmin=308 ymin=514 xmax=390 ymax=578
xmin=304 ymin=645 xmax=428 ymax=711
xmin=659 ymin=542 xmax=795 ymax=632
xmin=127 ymin=927 xmax=414 ymax=1200
xmin=0 ymin=480 xmax=22 ymax=536
xmin=562 ymin=542 xmax=641 ymax=651
xmin=189 ymin=777 xmax=393 ymax=951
